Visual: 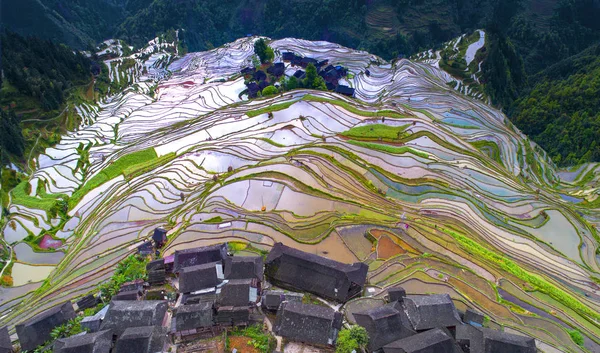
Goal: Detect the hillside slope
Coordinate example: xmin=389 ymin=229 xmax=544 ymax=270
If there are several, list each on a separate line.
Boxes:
xmin=0 ymin=37 xmax=599 ymax=352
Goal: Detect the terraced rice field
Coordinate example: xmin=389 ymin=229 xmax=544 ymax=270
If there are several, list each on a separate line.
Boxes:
xmin=1 ymin=36 xmax=600 ymax=352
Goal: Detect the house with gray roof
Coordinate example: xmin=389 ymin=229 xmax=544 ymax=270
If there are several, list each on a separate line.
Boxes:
xmin=179 ymin=261 xmax=224 ymax=293
xmin=261 ymin=290 xmax=303 ymax=311
xmin=217 ymin=279 xmax=259 ymax=307
xmin=173 ymin=302 xmax=214 ymax=332
xmin=0 ymin=326 xmax=12 ymax=353
xmin=274 ymin=301 xmax=342 ymax=346
xmin=224 ymin=256 xmax=264 ymax=281
xmin=354 ymin=303 xmax=416 ymax=352
xmin=403 ymin=294 xmax=462 ymax=331
xmin=383 ymin=327 xmax=459 ymax=353
xmin=54 ymin=329 xmax=112 ymax=353
xmin=100 ymin=300 xmax=167 ymax=336
xmin=456 ymin=325 xmax=536 ymax=353
xmin=265 ymin=242 xmax=368 ymax=302
xmin=174 ymin=243 xmax=228 ymax=272
xmin=113 ymin=326 xmax=168 ymax=353
xmin=16 ymin=301 xmax=76 ymax=351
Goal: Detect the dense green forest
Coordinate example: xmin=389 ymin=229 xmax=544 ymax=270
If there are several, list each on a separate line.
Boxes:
xmin=0 ymin=32 xmax=93 ymax=165
xmin=480 ymin=0 xmax=600 ymax=166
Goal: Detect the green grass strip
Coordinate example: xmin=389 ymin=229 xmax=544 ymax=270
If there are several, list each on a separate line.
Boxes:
xmin=69 ymin=148 xmax=158 ymax=208
xmin=346 ymin=139 xmax=429 ymax=159
xmin=302 ymin=94 xmax=407 ymax=119
xmin=246 ymin=100 xmax=297 ymax=117
xmin=444 ymin=228 xmax=600 ymax=324
xmin=341 ymin=124 xmax=410 ymax=140
xmin=123 ymin=152 xmax=176 ymax=179
xmin=10 ymin=181 xmax=60 ymax=212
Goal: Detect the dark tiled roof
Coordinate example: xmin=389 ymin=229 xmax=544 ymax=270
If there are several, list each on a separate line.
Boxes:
xmin=293 ymin=70 xmax=305 ymax=79
xmin=179 ymin=262 xmax=222 ymax=293
xmin=0 ymin=326 xmax=11 ymax=352
xmin=456 ymin=324 xmax=484 ymax=353
xmin=354 ymin=303 xmax=415 ymax=351
xmin=147 ymin=259 xmax=165 ymax=271
xmin=241 ymin=67 xmax=256 ymax=75
xmin=100 ymin=300 xmax=167 ymax=336
xmin=482 ymin=328 xmax=536 ymax=353
xmin=464 ymin=308 xmax=484 ymax=326
xmin=113 ymin=290 xmax=141 ymax=301
xmin=261 ymin=290 xmax=303 ymax=311
xmin=217 ymin=279 xmax=256 ymax=307
xmin=214 ymin=306 xmax=250 ymax=324
xmin=224 ymin=256 xmax=264 ymax=281
xmin=335 ymin=85 xmax=355 ymax=97
xmin=174 ymin=243 xmax=228 ymax=272
xmin=274 ymin=301 xmax=342 ymax=346
xmin=383 ymin=328 xmax=455 ymax=353
xmin=267 ymin=63 xmax=285 ymax=77
xmin=387 ymin=286 xmax=407 ymax=302
xmin=113 ymin=326 xmax=168 ymax=353
xmin=54 ymin=329 xmax=112 ymax=353
xmin=137 ymin=241 xmax=153 ymax=255
xmin=265 ymin=242 xmax=368 ymax=302
xmin=254 ymin=70 xmax=267 ymax=82
xmin=152 ymin=227 xmax=167 ymax=243
xmin=282 ymin=52 xmax=295 ymax=61
xmin=404 ymin=294 xmax=462 ymax=331
xmin=174 ymin=302 xmax=214 ymax=331
xmin=76 ymin=294 xmax=98 ymax=311
xmin=16 ymin=301 xmax=77 ymax=351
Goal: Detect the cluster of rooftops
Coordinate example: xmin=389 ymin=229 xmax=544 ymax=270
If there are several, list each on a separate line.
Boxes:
xmin=2 ymin=231 xmax=537 ymax=353
xmin=241 ymin=51 xmax=356 ymax=98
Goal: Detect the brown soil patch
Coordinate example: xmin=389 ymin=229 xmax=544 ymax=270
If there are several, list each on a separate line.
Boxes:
xmin=229 ymin=336 xmax=260 ymax=353
xmin=371 ymin=229 xmax=420 ymax=257
xmin=377 ymin=235 xmax=405 ymax=259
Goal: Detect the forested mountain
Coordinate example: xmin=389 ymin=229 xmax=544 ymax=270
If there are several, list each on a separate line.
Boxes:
xmin=0 ymin=32 xmax=93 ymax=164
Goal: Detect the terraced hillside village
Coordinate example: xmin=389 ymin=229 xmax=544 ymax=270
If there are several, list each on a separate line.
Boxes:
xmin=1 ymin=34 xmax=600 ymax=352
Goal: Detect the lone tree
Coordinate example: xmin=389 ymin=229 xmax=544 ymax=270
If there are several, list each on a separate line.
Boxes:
xmin=304 ymin=63 xmax=327 ymax=90
xmin=336 ymin=325 xmax=369 ymax=353
xmin=254 ymin=38 xmax=274 ymax=64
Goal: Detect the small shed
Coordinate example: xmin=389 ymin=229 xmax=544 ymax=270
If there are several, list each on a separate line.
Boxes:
xmin=152 ymin=228 xmax=167 ymax=248
xmin=335 ymin=85 xmax=355 ymax=97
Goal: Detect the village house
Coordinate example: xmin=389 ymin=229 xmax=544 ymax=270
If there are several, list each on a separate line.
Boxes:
xmin=172 ymin=302 xmax=214 ymax=335
xmin=223 ymin=255 xmax=264 ymax=281
xmin=99 ymin=300 xmax=168 ymax=337
xmin=382 ymin=327 xmax=460 ymax=353
xmin=178 ymin=261 xmax=224 ymax=293
xmin=274 ymin=301 xmax=342 ymax=346
xmin=265 ymin=242 xmax=368 ymax=302
xmin=113 ymin=326 xmax=169 ymax=353
xmin=261 ymin=290 xmax=303 ymax=311
xmin=152 ymin=227 xmax=168 ymax=248
xmin=15 ymin=301 xmax=76 ymax=351
xmin=354 ymin=303 xmax=416 ymax=351
xmin=54 ymin=329 xmax=112 ymax=353
xmin=403 ymin=294 xmax=462 ymax=333
xmin=173 ymin=243 xmax=228 ymax=272
xmin=0 ymin=326 xmax=11 ymax=353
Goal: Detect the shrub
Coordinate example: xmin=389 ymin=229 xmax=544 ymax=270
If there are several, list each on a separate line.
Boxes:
xmin=262 ymin=85 xmax=278 ymax=96
xmin=336 ymin=326 xmax=369 ymax=353
xmin=568 ymin=329 xmax=584 ymax=346
xmin=0 ymin=275 xmax=13 ymax=287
